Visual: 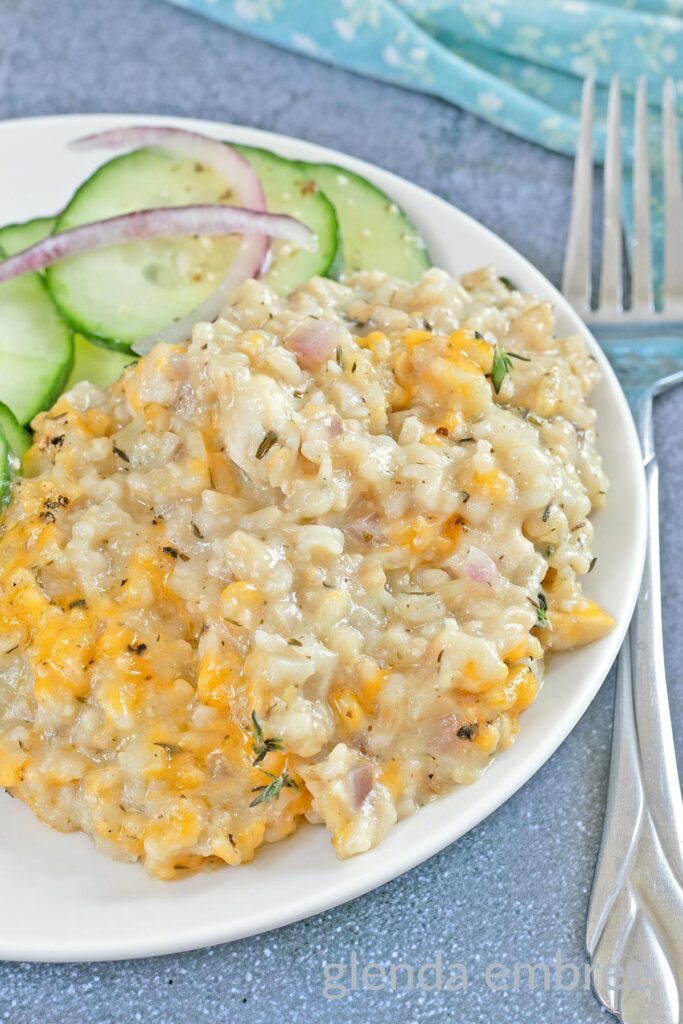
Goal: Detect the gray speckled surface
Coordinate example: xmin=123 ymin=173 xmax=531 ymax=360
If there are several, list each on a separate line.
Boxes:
xmin=0 ymin=1 xmax=681 ymax=1021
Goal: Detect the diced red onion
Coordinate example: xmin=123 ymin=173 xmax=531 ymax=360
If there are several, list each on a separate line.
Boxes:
xmin=69 ymin=126 xmax=316 ymax=354
xmin=327 ymin=414 xmax=344 ymax=438
xmin=285 ymin=320 xmax=346 ymax=367
xmin=430 ymin=715 xmax=459 ymax=754
xmin=464 ymin=545 xmax=499 ymax=586
xmin=0 ymin=206 xmax=315 ymax=284
xmin=347 ymin=511 xmax=384 ymax=546
xmin=348 ymin=763 xmax=374 ymax=809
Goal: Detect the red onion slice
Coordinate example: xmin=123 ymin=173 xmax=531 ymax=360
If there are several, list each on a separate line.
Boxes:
xmin=69 ymin=126 xmax=309 ymax=354
xmin=0 ymin=206 xmax=315 ymax=284
xmin=71 ymin=126 xmax=265 ymax=208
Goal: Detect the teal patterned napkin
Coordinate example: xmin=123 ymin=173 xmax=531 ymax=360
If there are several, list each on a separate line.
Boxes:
xmin=161 ymin=0 xmax=682 ymax=289
xmin=161 ymin=0 xmax=683 ymax=160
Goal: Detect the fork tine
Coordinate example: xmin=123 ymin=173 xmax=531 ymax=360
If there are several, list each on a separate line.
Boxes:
xmin=562 ymin=76 xmax=594 ymax=312
xmin=663 ymin=78 xmax=683 ymax=311
xmin=630 ymin=77 xmax=653 ymax=314
xmin=599 ymin=75 xmax=623 ymax=312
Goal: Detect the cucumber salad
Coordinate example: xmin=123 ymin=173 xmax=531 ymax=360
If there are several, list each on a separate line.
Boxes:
xmin=0 ymin=126 xmax=430 ymax=499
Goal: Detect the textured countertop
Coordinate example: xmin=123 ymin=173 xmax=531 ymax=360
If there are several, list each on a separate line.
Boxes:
xmin=1 ymin=2 xmax=681 ymax=1021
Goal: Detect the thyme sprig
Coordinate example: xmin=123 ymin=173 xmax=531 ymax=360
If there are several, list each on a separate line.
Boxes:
xmin=250 ymin=711 xmax=284 ymax=765
xmin=250 ymin=767 xmax=298 ymax=806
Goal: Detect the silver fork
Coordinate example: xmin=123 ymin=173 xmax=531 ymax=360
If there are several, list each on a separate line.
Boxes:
xmin=562 ymin=75 xmax=683 ymax=1024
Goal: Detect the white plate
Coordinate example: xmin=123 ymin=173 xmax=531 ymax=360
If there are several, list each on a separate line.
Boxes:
xmin=0 ymin=114 xmax=646 ymax=963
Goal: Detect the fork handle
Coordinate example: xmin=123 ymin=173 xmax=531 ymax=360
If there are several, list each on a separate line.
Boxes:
xmin=586 ymin=392 xmax=683 ymax=1023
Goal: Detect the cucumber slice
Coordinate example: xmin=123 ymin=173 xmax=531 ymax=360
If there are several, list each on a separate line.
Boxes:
xmin=0 ymin=216 xmax=57 ymax=258
xmin=234 ymin=145 xmax=341 ymax=292
xmin=0 ymin=429 xmax=10 ymax=506
xmin=301 ymin=162 xmax=430 ymax=280
xmin=0 ymin=400 xmax=30 ymax=505
xmin=0 ymin=401 xmax=31 ymax=460
xmin=0 ymin=270 xmax=74 ymax=424
xmin=45 ymin=146 xmax=341 ymax=348
xmin=66 ymin=333 xmax=135 ymax=391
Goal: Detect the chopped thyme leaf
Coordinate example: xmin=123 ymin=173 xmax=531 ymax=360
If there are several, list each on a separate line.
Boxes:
xmin=127 ymin=642 xmax=147 ymax=655
xmin=154 ymin=742 xmax=181 ymax=755
xmin=250 ymin=711 xmax=284 ymax=766
xmin=287 ymin=638 xmax=302 ymax=646
xmin=499 ymin=275 xmax=516 ymax=290
xmin=162 ymin=546 xmax=178 ymax=558
xmin=542 ymin=504 xmax=552 ymax=522
xmin=460 ymin=491 xmax=470 ymax=503
xmin=536 ymin=591 xmax=549 ymax=628
xmin=250 ymin=767 xmax=298 ymax=806
xmin=490 ymin=346 xmax=531 ymax=394
xmin=112 ymin=445 xmax=130 ymax=463
xmin=191 ymin=522 xmax=204 ymax=539
xmin=474 ymin=330 xmax=484 ymax=340
xmin=588 ymin=556 xmax=597 ymax=573
xmin=335 ymin=346 xmax=343 ymax=367
xmin=255 ymin=430 xmax=278 ymax=460
xmin=68 ymin=598 xmax=87 ymax=609
xmin=491 ymin=346 xmax=513 ymax=394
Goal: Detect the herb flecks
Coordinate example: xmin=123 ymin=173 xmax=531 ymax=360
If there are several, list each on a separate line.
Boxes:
xmin=457 ymin=722 xmax=479 ymax=741
xmin=499 ymin=275 xmax=516 ymax=291
xmin=255 ymin=430 xmax=278 ymax=460
xmin=250 ymin=767 xmax=298 ymax=806
xmin=297 ymin=179 xmax=318 ymax=196
xmin=250 ymin=711 xmax=284 ymax=766
xmin=113 ymin=445 xmax=130 ymax=463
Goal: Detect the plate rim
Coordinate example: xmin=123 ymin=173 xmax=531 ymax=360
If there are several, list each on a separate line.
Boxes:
xmin=0 ymin=112 xmax=647 ymax=962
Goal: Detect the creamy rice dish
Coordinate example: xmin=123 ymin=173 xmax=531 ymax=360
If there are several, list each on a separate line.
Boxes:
xmin=0 ymin=267 xmax=613 ymax=878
